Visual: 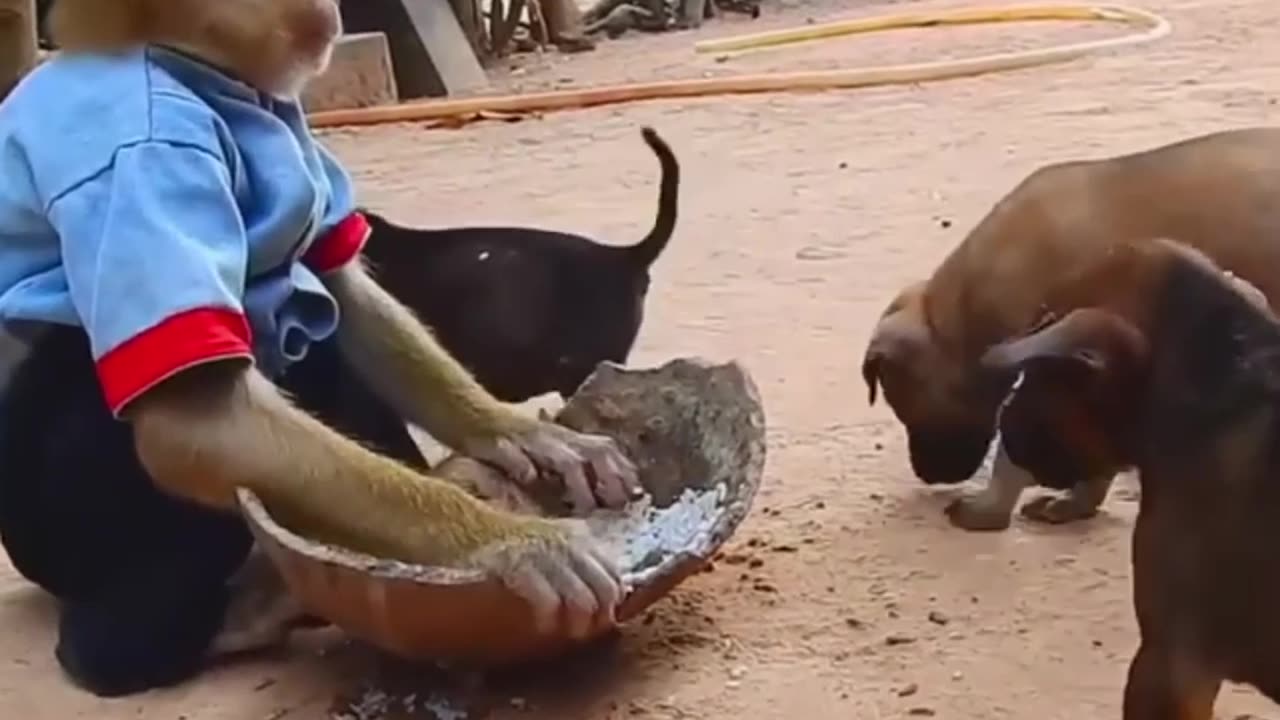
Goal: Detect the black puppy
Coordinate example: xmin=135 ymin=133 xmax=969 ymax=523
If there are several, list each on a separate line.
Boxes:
xmin=360 ymin=126 xmax=678 ymax=403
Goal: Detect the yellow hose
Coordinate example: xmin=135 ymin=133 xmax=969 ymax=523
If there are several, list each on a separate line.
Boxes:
xmin=694 ymin=3 xmax=1163 ymax=53
xmin=307 ymin=3 xmax=1170 ymax=130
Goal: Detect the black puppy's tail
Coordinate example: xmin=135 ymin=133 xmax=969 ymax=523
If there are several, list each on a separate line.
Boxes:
xmin=628 ymin=126 xmax=679 ymax=269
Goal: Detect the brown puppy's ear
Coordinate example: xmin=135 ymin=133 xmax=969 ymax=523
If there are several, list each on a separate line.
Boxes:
xmin=861 ymin=351 xmax=882 ymax=405
xmin=863 ymin=284 xmax=931 ymax=406
xmin=862 ymin=310 xmax=930 ymax=406
xmin=980 ymin=308 xmax=1143 ymax=380
xmin=980 ymin=309 xmax=1066 ymax=387
xmin=860 ymin=356 xmax=880 ymax=407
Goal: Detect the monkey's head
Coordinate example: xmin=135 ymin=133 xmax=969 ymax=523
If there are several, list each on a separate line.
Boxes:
xmin=50 ymin=0 xmax=342 ymax=97
xmin=863 ymin=282 xmax=1007 ymax=485
xmin=980 ymin=308 xmax=1148 ymax=490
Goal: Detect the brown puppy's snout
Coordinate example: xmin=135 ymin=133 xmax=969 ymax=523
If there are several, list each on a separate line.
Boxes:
xmin=907 ymin=425 xmax=994 ymax=485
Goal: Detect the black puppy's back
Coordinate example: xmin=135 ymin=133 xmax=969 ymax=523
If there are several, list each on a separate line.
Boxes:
xmin=360 ymin=126 xmax=680 ymax=402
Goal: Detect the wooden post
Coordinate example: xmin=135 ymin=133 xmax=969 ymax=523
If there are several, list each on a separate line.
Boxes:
xmin=400 ymin=0 xmax=489 ymax=93
xmin=449 ymin=0 xmax=487 ymax=58
xmin=0 ymin=0 xmax=38 ymax=102
xmin=340 ymin=0 xmax=490 ymax=100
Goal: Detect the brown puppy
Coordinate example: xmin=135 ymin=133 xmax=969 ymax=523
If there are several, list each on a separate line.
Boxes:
xmin=983 ymin=238 xmax=1280 ymax=719
xmin=863 ymin=127 xmax=1280 ymax=531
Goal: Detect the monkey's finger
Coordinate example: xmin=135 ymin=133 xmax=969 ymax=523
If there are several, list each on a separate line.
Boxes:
xmin=529 ymin=437 xmax=594 ymax=513
xmin=559 ymin=457 xmax=599 ymax=515
xmin=587 ymin=445 xmax=639 ymax=508
xmin=505 ymin=564 xmax=562 ymax=636
xmin=589 ymin=458 xmax=629 ymax=508
xmin=576 ymin=434 xmax=641 ymax=501
xmin=588 ymin=543 xmax=624 ymax=587
xmin=567 ymin=523 xmax=626 ymax=588
xmin=570 ymin=547 xmax=622 ymax=628
xmin=475 ymin=437 xmax=538 ymax=485
xmin=541 ymin=556 xmax=600 ymax=639
xmin=611 ymin=449 xmax=643 ymax=500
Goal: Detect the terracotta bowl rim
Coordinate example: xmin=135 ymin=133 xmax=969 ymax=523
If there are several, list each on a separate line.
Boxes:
xmin=237 ymin=480 xmax=754 ymax=591
xmin=236 ymin=487 xmax=492 ymax=587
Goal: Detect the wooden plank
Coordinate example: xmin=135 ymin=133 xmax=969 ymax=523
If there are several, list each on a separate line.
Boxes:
xmin=340 ymin=0 xmax=490 ymax=100
xmin=302 ymin=32 xmax=399 ymax=113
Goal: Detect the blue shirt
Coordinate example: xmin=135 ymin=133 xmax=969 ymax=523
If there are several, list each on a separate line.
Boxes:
xmin=0 ymin=46 xmax=369 ymax=414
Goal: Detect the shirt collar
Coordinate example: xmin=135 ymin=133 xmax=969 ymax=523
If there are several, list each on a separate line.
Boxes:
xmin=146 ymin=45 xmax=262 ymax=104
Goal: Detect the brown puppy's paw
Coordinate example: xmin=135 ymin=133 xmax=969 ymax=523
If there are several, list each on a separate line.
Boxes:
xmin=1019 ymin=494 xmax=1100 ymax=524
xmin=944 ymin=496 xmax=1014 ymax=531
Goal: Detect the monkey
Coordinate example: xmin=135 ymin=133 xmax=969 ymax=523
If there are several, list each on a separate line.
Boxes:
xmin=0 ymin=0 xmax=640 ymax=697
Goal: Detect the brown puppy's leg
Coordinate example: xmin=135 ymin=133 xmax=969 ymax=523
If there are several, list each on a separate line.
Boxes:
xmin=945 ymin=443 xmax=1029 ymax=531
xmin=1020 ymin=473 xmax=1115 ymax=524
xmin=1122 ymin=643 xmax=1219 ymax=720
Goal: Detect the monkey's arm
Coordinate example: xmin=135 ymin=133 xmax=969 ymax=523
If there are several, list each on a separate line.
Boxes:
xmin=301 ymin=145 xmax=522 ymax=447
xmin=305 ymin=144 xmax=639 ymax=511
xmin=126 ymin=359 xmax=540 ymax=565
xmin=324 ymin=258 xmax=641 ymax=512
xmin=326 ymin=258 xmax=531 ymax=448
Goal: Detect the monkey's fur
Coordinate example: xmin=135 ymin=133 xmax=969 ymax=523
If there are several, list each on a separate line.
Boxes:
xmin=984 ymin=239 xmax=1280 ymax=718
xmin=39 ymin=0 xmax=640 ymax=674
xmin=361 ymin=126 xmax=679 ymax=404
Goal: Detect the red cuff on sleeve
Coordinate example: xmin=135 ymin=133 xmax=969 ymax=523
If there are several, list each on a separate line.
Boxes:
xmin=96 ymin=308 xmax=254 ymax=415
xmin=303 ymin=212 xmax=370 ymax=274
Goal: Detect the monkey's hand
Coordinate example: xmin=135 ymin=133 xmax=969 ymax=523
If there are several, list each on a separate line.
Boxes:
xmin=460 ymin=420 xmax=642 ymax=515
xmin=464 ymin=516 xmax=624 ymax=638
xmin=324 ymin=262 xmax=641 ymax=512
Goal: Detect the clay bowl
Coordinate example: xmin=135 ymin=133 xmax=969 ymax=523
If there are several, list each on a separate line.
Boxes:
xmin=237 ymin=357 xmax=766 ymax=665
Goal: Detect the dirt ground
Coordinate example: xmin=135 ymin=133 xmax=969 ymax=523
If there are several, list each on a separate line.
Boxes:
xmin=4 ymin=0 xmax=1280 ymax=717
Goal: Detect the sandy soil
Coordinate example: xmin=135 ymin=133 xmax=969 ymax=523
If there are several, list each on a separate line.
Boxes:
xmin=4 ymin=0 xmax=1280 ymax=717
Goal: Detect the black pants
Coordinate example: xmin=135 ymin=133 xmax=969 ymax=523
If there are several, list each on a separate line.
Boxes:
xmin=0 ymin=326 xmax=425 ymax=697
